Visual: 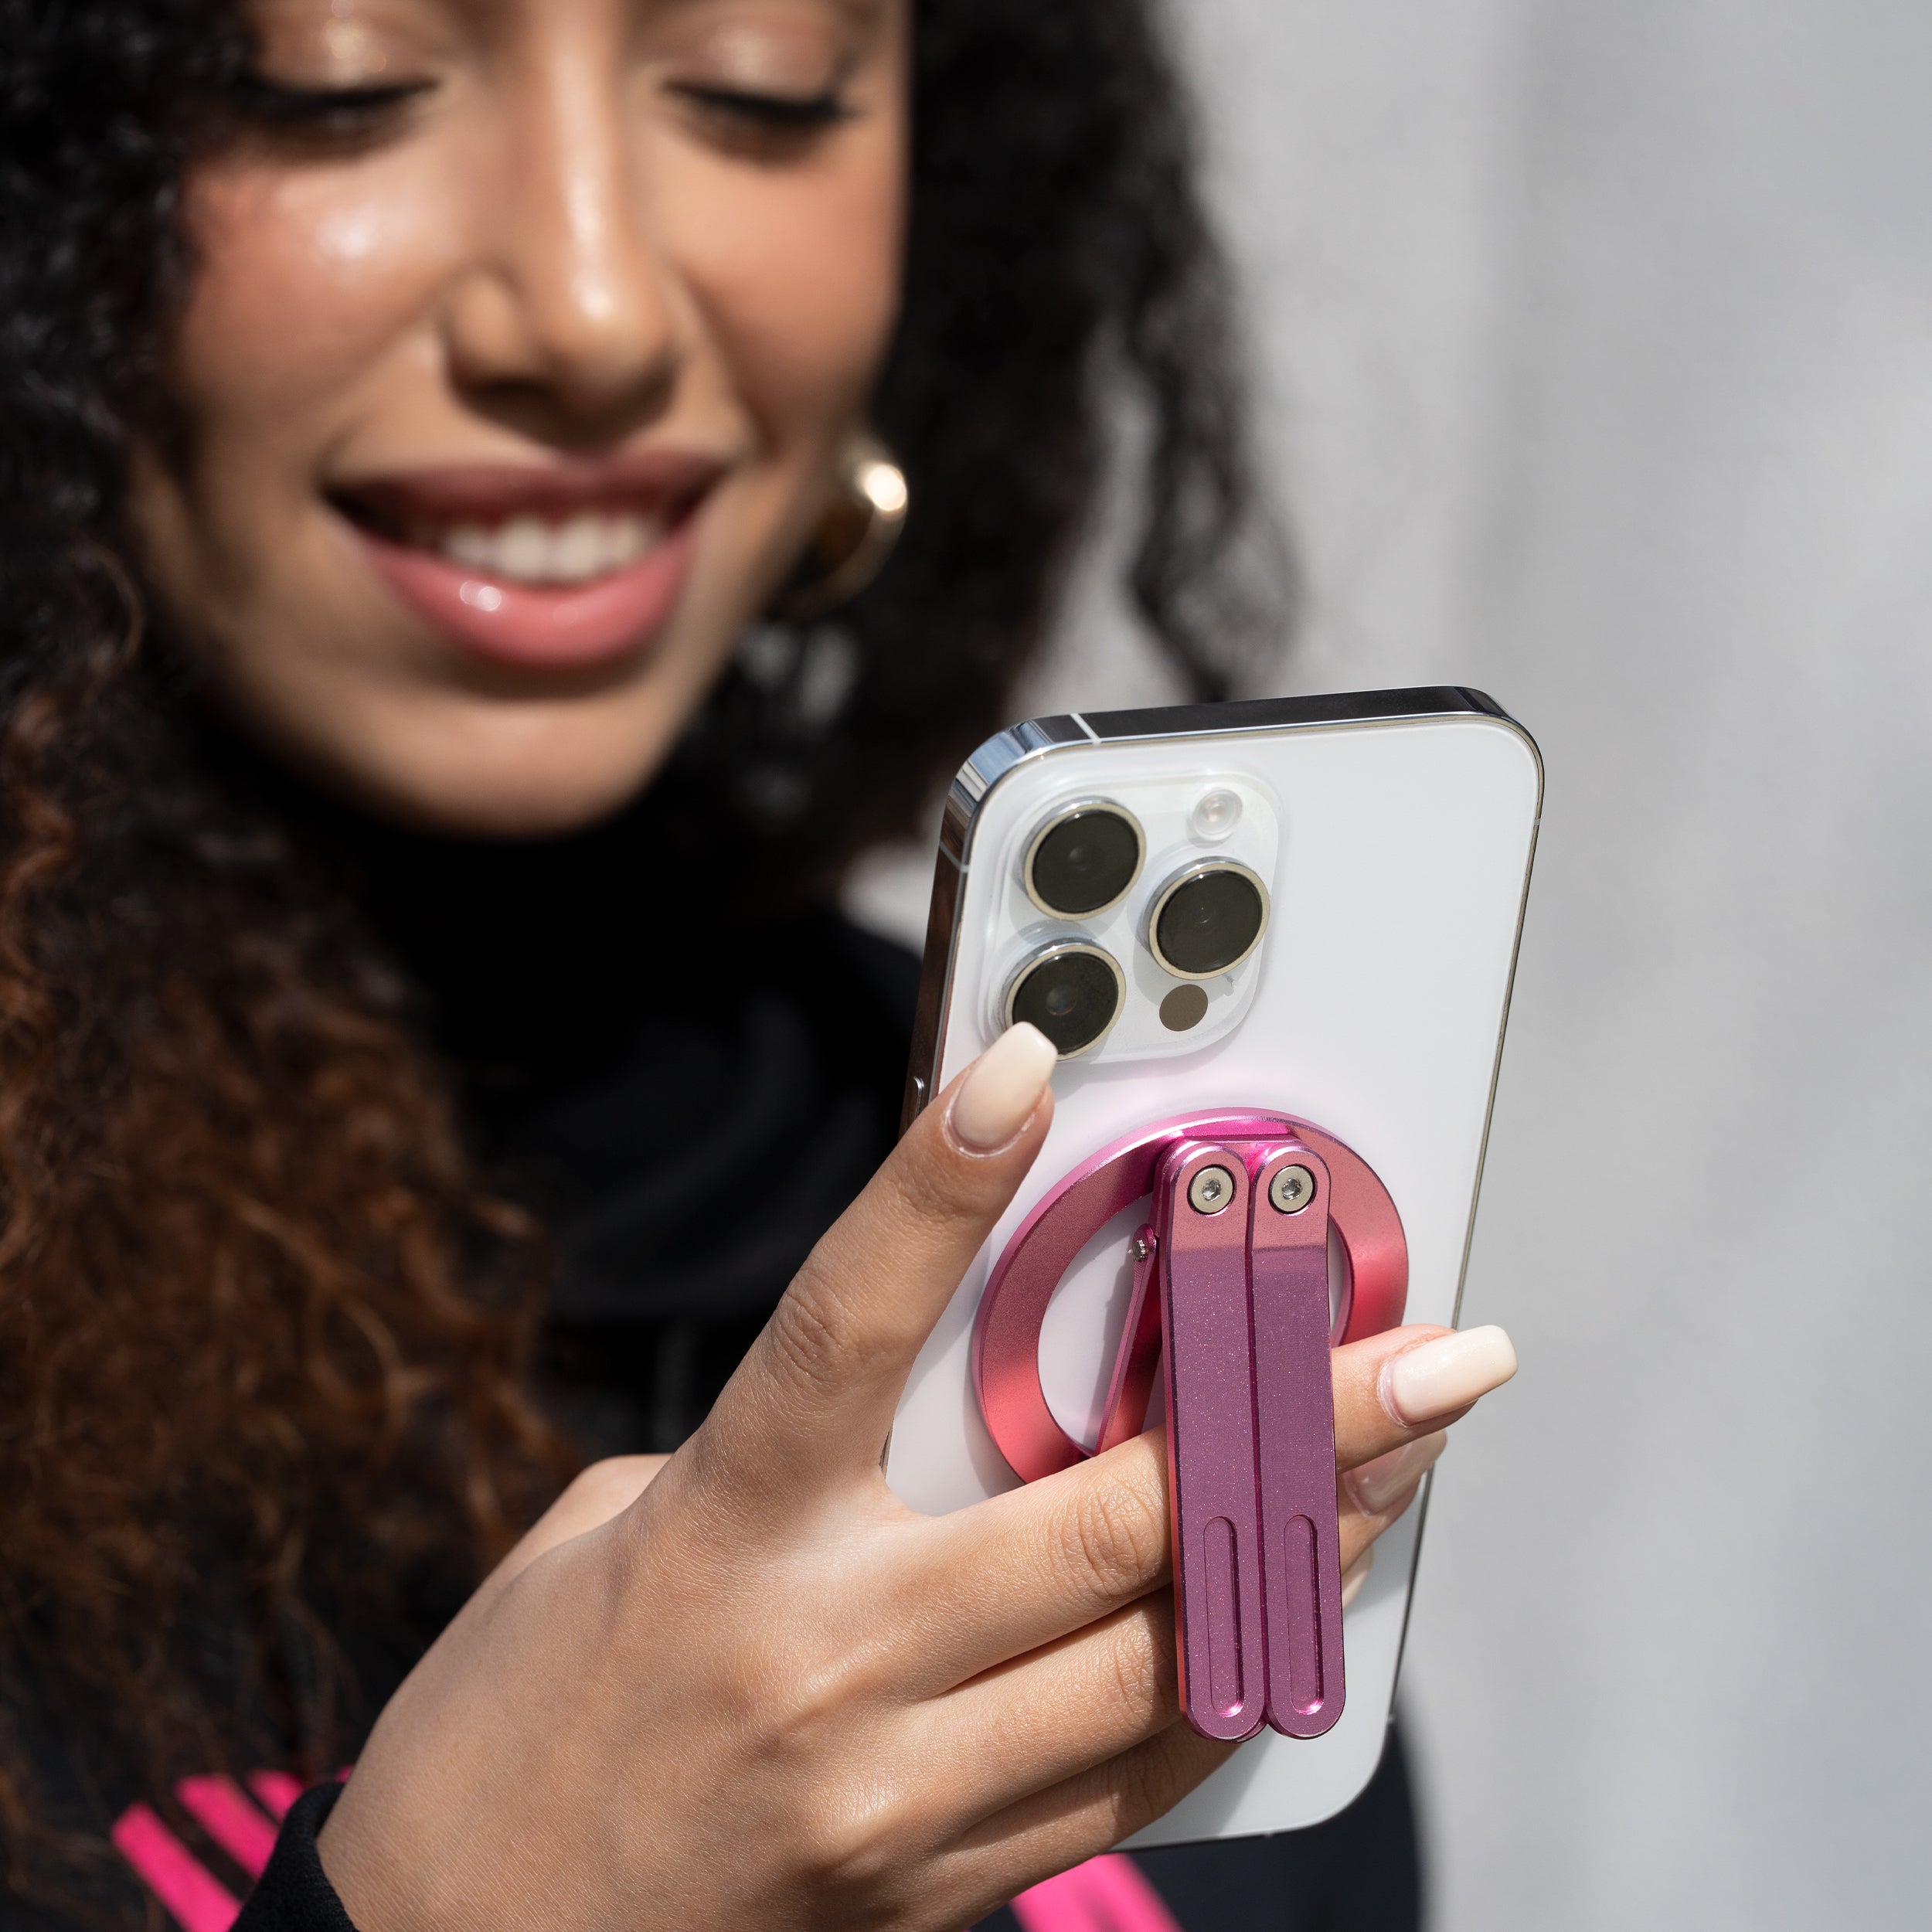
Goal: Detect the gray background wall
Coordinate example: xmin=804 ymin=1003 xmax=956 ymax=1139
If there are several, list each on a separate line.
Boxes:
xmin=849 ymin=2 xmax=1932 ymax=1923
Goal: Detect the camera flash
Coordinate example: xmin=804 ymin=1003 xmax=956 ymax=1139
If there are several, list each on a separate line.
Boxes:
xmin=1189 ymin=788 xmax=1241 ymax=842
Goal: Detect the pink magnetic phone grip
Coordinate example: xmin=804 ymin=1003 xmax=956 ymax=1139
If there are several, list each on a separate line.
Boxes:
xmin=972 ymin=1109 xmax=1406 ymax=1486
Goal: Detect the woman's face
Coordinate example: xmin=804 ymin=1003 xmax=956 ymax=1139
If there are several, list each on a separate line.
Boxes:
xmin=132 ymin=0 xmax=907 ymax=835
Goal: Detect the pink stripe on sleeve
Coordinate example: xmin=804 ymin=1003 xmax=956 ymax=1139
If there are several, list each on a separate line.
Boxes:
xmin=245 ymin=1770 xmax=304 ymax=1821
xmin=1009 ymin=1852 xmax=1182 ymax=1932
xmin=175 ymin=1777 xmax=278 ymax=1879
xmin=109 ymin=1804 xmax=240 ymax=1932
xmin=1076 ymin=1853 xmax=1185 ymax=1930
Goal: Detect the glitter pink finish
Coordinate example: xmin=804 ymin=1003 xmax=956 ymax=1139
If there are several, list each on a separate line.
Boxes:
xmin=1247 ymin=1145 xmax=1345 ymax=1739
xmin=971 ymin=1108 xmax=1405 ymax=1740
xmin=1155 ymin=1140 xmax=1271 ymax=1740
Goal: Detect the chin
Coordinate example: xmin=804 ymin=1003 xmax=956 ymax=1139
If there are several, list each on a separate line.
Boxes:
xmin=394 ymin=774 xmax=655 ymax=842
xmin=281 ymin=702 xmax=689 ymax=843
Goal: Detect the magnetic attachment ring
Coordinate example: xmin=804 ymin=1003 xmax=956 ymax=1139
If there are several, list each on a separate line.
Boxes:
xmin=972 ymin=1107 xmax=1406 ymax=1485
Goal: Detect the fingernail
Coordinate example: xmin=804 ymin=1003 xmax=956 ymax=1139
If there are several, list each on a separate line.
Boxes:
xmin=1340 ymin=1547 xmax=1373 ymax=1611
xmin=1381 ymin=1325 xmax=1518 ymax=1427
xmin=1345 ymin=1431 xmax=1446 ymax=1516
xmin=947 ymin=1023 xmax=1056 ymax=1153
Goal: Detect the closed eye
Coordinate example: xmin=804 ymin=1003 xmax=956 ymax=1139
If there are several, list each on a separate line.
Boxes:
xmin=236 ymin=77 xmax=437 ymax=143
xmin=668 ymin=81 xmax=855 ymax=135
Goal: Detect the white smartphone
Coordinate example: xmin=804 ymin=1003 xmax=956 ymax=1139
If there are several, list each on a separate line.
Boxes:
xmin=886 ymin=687 xmax=1541 ymax=1842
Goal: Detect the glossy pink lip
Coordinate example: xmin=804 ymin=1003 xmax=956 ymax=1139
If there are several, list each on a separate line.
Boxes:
xmin=335 ymin=451 xmax=724 ymax=674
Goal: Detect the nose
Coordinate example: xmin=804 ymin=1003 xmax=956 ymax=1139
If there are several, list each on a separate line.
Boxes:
xmin=444 ymin=53 xmax=682 ymax=440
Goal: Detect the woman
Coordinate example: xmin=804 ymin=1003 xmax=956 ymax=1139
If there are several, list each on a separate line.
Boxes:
xmin=0 ymin=2 xmax=1518 ymax=1927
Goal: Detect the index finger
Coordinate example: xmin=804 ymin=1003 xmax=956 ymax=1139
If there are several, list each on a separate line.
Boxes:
xmin=889 ymin=1429 xmax=1173 ymax=1692
xmin=694 ymin=1023 xmax=1060 ymax=1505
xmin=893 ymin=1324 xmax=1517 ymax=1685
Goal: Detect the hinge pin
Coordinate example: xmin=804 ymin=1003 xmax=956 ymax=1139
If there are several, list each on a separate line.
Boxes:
xmin=1188 ymin=1165 xmax=1236 ymax=1215
xmin=1268 ymin=1165 xmax=1316 ymax=1214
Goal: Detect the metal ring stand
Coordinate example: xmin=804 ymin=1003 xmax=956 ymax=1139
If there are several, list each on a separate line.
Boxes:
xmin=971 ymin=1108 xmax=1407 ymax=1742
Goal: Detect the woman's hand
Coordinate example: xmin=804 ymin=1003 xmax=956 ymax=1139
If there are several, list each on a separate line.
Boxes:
xmin=318 ymin=1026 xmax=1515 ymax=1932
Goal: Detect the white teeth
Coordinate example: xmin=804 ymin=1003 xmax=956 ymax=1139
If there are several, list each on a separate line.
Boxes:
xmin=443 ymin=523 xmax=497 ymax=568
xmin=552 ymin=512 xmax=604 ymax=583
xmin=427 ymin=511 xmax=665 ymax=585
xmin=498 ymin=515 xmax=549 ymax=580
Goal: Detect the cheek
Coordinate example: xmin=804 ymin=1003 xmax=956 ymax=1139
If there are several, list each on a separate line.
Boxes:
xmin=171 ymin=155 xmax=467 ymax=468
xmin=655 ymin=136 xmax=906 ymax=453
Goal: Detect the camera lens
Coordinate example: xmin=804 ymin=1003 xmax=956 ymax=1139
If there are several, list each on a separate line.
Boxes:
xmin=1148 ymin=862 xmax=1270 ymax=979
xmin=1005 ymin=944 xmax=1125 ymax=1058
xmin=1025 ymin=804 xmax=1143 ymax=918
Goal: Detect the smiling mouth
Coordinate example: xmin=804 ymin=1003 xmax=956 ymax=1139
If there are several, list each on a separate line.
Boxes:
xmin=332 ymin=469 xmax=719 ymax=583
xmin=332 ymin=454 xmax=726 ymax=670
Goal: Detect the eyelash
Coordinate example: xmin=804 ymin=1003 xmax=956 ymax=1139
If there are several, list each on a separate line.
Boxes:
xmin=668 ymin=82 xmax=855 ymax=133
xmin=237 ymin=79 xmax=435 ymax=134
xmin=234 ymin=75 xmax=854 ymax=146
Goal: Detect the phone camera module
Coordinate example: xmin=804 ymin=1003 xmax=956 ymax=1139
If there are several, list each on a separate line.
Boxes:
xmin=1005 ymin=943 xmax=1125 ymax=1058
xmin=1024 ymin=803 xmax=1144 ymax=918
xmin=1148 ymin=861 xmax=1270 ymax=980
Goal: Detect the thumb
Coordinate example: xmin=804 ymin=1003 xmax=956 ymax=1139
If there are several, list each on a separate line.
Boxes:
xmin=692 ymin=1023 xmax=1058 ymax=1509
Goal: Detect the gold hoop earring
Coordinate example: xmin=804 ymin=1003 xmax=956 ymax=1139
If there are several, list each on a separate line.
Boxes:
xmin=771 ymin=431 xmax=908 ymax=622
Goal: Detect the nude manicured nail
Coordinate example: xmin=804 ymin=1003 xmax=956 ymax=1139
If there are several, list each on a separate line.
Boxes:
xmin=1340 ymin=1548 xmax=1373 ymax=1611
xmin=1380 ymin=1325 xmax=1518 ymax=1427
xmin=1345 ymin=1430 xmax=1446 ymax=1516
xmin=948 ymin=1023 xmax=1056 ymax=1153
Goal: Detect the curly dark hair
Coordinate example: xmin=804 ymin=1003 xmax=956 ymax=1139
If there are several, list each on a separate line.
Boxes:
xmin=0 ymin=0 xmax=1285 ymax=1916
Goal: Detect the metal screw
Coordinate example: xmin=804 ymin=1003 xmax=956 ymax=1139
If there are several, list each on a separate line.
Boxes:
xmin=1130 ymin=1233 xmax=1152 ymax=1262
xmin=1268 ymin=1164 xmax=1316 ymax=1214
xmin=1188 ymin=1165 xmax=1236 ymax=1215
